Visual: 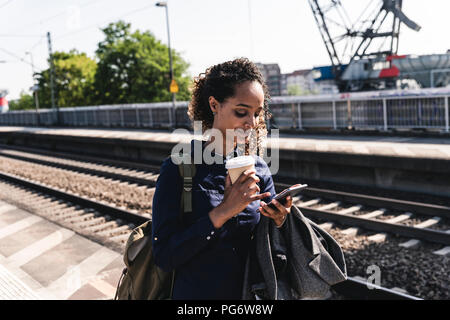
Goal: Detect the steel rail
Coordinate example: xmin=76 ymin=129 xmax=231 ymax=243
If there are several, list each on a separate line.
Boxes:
xmin=0 ymin=143 xmax=161 ymax=172
xmin=333 ymin=277 xmax=422 ymax=300
xmin=276 ymin=182 xmax=450 ymax=218
xmin=0 ymin=171 xmax=420 ymax=301
xmin=0 ymin=171 xmax=148 ymax=226
xmin=1 ymin=145 xmax=449 ymax=245
xmin=0 ymin=150 xmax=156 ymax=187
xmin=298 ymin=206 xmax=450 ymax=245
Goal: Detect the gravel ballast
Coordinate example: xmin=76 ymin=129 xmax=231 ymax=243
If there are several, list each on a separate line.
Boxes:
xmin=0 ymin=155 xmax=448 ymax=299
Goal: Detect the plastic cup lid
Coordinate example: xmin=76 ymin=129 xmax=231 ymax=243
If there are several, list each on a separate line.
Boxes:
xmin=225 ymin=155 xmax=255 ymax=169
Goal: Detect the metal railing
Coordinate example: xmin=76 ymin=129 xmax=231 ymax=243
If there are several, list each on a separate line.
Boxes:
xmin=1 ymin=88 xmax=449 ymax=132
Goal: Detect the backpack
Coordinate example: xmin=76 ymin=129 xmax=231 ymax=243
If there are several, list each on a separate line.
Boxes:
xmin=114 ymin=154 xmax=196 ymax=300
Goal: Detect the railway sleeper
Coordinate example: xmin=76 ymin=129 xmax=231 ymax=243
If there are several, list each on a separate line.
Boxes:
xmin=73 ymin=216 xmax=108 ymax=228
xmin=397 ymin=217 xmax=441 ymax=247
xmin=96 ymin=225 xmax=131 ymax=237
xmin=413 ymin=217 xmax=441 ymax=229
xmin=358 ymin=209 xmax=386 ymax=219
xmin=66 ymin=212 xmax=97 ymax=224
xmin=318 ymin=201 xmax=341 ymax=211
xmin=19 ymin=192 xmax=47 ymax=200
xmin=433 ymin=246 xmax=450 ymax=256
xmin=85 ymin=220 xmax=121 ymax=233
xmin=341 ymin=227 xmax=360 ymax=236
xmin=109 ymin=233 xmax=132 ymax=243
xmin=49 ymin=208 xmax=86 ymax=219
xmin=336 ymin=205 xmax=363 ymax=215
xmin=37 ymin=202 xmax=69 ymax=212
xmin=385 ymin=212 xmax=413 ymax=224
xmin=34 ymin=200 xmax=68 ymax=210
xmin=297 ymin=198 xmax=321 ymax=207
xmin=24 ymin=195 xmax=55 ymax=204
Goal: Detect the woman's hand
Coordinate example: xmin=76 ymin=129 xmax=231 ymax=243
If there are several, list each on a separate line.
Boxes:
xmin=259 ymin=196 xmax=293 ymax=227
xmin=209 ymin=169 xmax=271 ymax=229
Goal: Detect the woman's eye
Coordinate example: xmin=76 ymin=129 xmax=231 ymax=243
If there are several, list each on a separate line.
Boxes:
xmin=235 ymin=110 xmax=262 ymax=118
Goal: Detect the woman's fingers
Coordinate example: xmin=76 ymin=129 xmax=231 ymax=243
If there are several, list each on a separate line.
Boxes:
xmin=271 ymin=199 xmax=286 ymax=212
xmin=247 ymin=183 xmax=260 ymax=194
xmin=236 ymin=169 xmax=256 ymax=184
xmin=225 ymin=173 xmax=232 ymax=188
xmin=250 ymin=192 xmax=271 ymax=201
xmin=285 ymin=195 xmax=293 ymax=208
xmin=259 ymin=199 xmax=288 ymax=217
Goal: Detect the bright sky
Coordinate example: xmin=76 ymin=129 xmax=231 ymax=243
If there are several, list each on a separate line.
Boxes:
xmin=1 ymin=0 xmax=449 ymax=100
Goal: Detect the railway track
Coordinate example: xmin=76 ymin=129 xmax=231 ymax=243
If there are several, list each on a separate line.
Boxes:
xmin=0 ymin=171 xmax=421 ymax=300
xmin=0 ymin=144 xmax=448 ymax=299
xmin=0 ymin=144 xmax=449 ymax=250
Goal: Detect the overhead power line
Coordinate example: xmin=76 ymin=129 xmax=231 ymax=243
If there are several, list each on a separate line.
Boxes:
xmin=0 ymin=34 xmax=43 ymax=38
xmin=0 ymin=0 xmax=14 ymax=10
xmin=0 ymin=47 xmax=42 ymax=72
xmin=54 ymin=3 xmax=156 ymax=41
xmin=13 ymin=0 xmax=104 ymax=34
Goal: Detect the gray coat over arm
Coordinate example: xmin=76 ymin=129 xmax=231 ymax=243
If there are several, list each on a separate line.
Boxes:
xmin=242 ymin=205 xmax=347 ymax=300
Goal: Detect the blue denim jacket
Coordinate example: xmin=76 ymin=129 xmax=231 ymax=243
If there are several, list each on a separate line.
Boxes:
xmin=151 ymin=139 xmax=276 ymax=299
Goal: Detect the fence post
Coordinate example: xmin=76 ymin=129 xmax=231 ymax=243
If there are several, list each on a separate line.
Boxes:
xmin=168 ymin=106 xmax=173 ymax=129
xmin=148 ymin=108 xmax=153 ymax=128
xmin=297 ymin=102 xmax=302 ymax=130
xmin=106 ymin=109 xmax=110 ymax=127
xmin=445 ymin=96 xmax=449 ymax=132
xmin=383 ymin=98 xmax=388 ymax=131
xmin=332 ymin=101 xmax=337 ymax=130
xmin=347 ymin=98 xmax=352 ymax=129
xmin=120 ymin=107 xmax=124 ymax=127
xmin=136 ymin=106 xmax=140 ymax=127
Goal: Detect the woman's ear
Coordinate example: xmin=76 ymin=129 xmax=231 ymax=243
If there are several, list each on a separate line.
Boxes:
xmin=208 ymin=96 xmax=219 ymax=113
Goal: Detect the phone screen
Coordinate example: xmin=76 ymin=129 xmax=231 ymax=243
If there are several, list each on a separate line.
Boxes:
xmin=266 ymin=184 xmax=308 ymax=210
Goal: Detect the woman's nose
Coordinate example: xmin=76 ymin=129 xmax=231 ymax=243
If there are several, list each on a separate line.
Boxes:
xmin=245 ymin=114 xmax=256 ymax=129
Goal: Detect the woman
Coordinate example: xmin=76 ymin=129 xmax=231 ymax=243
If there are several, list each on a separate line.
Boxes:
xmin=152 ymin=58 xmax=296 ymax=299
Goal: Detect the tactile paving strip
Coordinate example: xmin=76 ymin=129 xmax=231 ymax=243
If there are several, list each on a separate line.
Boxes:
xmin=0 ymin=263 xmax=41 ymax=300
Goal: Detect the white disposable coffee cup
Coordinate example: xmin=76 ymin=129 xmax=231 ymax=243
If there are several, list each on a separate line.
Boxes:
xmin=225 ymin=156 xmax=256 ymax=184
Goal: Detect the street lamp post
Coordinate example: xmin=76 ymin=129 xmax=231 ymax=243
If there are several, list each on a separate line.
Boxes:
xmin=156 ymin=1 xmax=177 ymax=129
xmin=25 ymin=51 xmax=40 ymax=125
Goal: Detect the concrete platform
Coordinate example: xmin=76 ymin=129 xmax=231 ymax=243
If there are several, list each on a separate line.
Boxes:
xmin=0 ymin=199 xmax=124 ymax=300
xmin=1 ymin=126 xmax=450 ymax=159
xmin=0 ymin=126 xmax=449 ymax=199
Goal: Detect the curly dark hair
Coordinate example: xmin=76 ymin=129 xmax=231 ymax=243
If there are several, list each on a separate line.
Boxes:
xmin=188 ymin=57 xmax=272 ymax=156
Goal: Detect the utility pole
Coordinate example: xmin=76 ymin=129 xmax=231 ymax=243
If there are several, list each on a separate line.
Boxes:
xmin=26 ymin=51 xmax=40 ymax=125
xmin=156 ymin=2 xmax=178 ymax=129
xmin=47 ymin=31 xmax=59 ymax=125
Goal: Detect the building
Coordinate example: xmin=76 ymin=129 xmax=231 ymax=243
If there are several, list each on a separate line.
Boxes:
xmin=256 ymin=63 xmax=339 ymax=96
xmin=285 ymin=69 xmax=316 ymax=94
xmin=255 ymin=63 xmax=282 ymax=96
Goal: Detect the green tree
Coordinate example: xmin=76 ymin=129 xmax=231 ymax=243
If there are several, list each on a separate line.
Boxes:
xmin=287 ymin=84 xmax=319 ymax=96
xmin=9 ymin=91 xmax=35 ymax=110
xmin=36 ymin=50 xmax=97 ymax=108
xmin=94 ymin=21 xmax=191 ymax=104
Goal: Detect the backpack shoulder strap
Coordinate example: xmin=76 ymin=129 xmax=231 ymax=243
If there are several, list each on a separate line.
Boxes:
xmin=177 ymin=153 xmax=196 ymax=214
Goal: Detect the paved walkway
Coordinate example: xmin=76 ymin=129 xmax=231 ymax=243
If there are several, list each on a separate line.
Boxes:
xmin=0 ymin=199 xmax=123 ymax=300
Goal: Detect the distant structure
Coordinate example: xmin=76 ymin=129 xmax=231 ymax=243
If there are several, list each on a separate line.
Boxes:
xmin=256 ymin=63 xmax=338 ymax=96
xmin=255 ymin=63 xmax=282 ymax=96
xmin=0 ymin=89 xmax=9 ymax=113
xmin=308 ymin=0 xmax=450 ymax=92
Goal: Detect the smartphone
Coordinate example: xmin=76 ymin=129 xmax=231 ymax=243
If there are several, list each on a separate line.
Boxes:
xmin=266 ymin=184 xmax=308 ymax=210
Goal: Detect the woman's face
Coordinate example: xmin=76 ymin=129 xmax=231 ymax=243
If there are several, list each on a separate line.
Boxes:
xmin=209 ymin=80 xmax=265 ymax=142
